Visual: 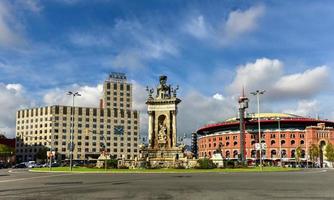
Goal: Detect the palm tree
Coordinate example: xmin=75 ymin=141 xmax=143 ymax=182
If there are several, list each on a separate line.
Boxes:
xmin=309 ymin=144 xmax=320 ymax=167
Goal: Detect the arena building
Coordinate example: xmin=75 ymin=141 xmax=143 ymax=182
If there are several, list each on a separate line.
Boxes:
xmin=197 ymin=113 xmax=334 ymax=166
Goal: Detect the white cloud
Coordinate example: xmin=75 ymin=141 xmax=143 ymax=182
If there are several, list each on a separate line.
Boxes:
xmin=71 ymin=19 xmax=179 ymax=70
xmin=5 ymin=83 xmax=23 ymax=93
xmin=0 ymin=1 xmax=23 ymax=47
xmin=227 ymin=58 xmax=283 ymax=94
xmin=224 ymin=5 xmax=265 ymax=40
xmin=184 ymin=5 xmax=265 ymax=46
xmin=283 ymin=99 xmax=319 ymax=118
xmin=185 ymin=15 xmax=210 ymax=39
xmin=226 ymin=58 xmax=330 ymax=101
xmin=43 ymin=84 xmax=103 ymax=107
xmin=213 ymin=93 xmax=225 ymax=101
xmin=274 ymin=66 xmax=329 ymax=98
xmin=178 ymin=90 xmax=237 ymax=134
xmin=0 ymin=83 xmax=31 ymax=138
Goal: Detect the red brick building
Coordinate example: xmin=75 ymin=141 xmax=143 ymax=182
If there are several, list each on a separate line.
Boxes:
xmin=197 ymin=113 xmax=334 ymax=166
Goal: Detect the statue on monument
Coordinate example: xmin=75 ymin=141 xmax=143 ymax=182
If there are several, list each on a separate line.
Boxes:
xmin=156 ymin=75 xmax=171 ymax=99
xmin=157 ymin=115 xmax=167 ymax=148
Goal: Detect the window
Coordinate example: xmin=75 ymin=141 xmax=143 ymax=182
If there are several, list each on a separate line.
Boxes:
xmin=291 ymin=140 xmax=295 ymax=145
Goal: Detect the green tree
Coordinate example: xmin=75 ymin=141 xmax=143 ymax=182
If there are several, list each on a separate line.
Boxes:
xmin=309 ymin=144 xmax=320 ymax=167
xmin=295 ymin=146 xmax=302 ymax=167
xmin=0 ymin=144 xmax=14 ymax=154
xmin=35 ymin=147 xmax=48 ymax=161
xmin=325 ymin=143 xmax=334 ymax=167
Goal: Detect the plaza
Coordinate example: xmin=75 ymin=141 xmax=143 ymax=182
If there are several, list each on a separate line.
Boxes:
xmin=1 ymin=168 xmax=334 ymax=199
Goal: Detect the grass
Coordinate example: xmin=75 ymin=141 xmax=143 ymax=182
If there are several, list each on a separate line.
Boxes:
xmin=31 ymin=166 xmax=300 ymax=173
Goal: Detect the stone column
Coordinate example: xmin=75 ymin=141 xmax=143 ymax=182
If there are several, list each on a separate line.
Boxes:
xmin=148 ymin=111 xmax=153 ymax=148
xmin=172 ymin=110 xmax=177 ymax=148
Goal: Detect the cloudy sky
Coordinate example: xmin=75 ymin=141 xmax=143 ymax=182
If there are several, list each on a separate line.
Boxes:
xmin=1 ymin=0 xmax=334 ymax=138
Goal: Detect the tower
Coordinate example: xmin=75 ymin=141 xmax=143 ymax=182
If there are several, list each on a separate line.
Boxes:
xmin=238 ymin=87 xmax=249 ymax=163
xmin=143 ymin=75 xmax=183 ymax=167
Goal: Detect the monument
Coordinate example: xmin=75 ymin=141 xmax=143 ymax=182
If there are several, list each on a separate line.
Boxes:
xmin=141 ymin=75 xmax=184 ymax=167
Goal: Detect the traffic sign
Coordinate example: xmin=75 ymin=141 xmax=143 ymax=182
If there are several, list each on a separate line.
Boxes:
xmin=261 ymin=143 xmax=267 ymax=149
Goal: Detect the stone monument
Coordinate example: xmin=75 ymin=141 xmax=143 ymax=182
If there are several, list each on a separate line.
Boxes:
xmin=141 ymin=75 xmax=184 ymax=167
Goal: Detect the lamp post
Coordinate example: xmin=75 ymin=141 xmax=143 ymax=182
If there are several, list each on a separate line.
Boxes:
xmin=67 ymin=91 xmax=81 ymax=171
xmin=277 ymin=117 xmax=282 ymax=167
xmin=251 ymin=90 xmax=265 ymax=171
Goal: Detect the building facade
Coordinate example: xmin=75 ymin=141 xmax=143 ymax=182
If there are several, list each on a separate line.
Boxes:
xmin=197 ymin=113 xmax=334 ymax=165
xmin=16 ymin=73 xmax=140 ymax=162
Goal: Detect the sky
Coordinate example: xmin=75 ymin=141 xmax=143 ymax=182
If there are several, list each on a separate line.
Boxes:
xmin=0 ymin=0 xmax=334 ymax=138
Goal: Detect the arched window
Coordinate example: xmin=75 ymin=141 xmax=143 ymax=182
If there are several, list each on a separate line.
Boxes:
xmin=281 ymin=150 xmax=287 ymax=158
xmin=226 ymin=142 xmax=230 ymax=147
xmin=291 ymin=140 xmax=295 ymax=145
xmin=301 ymin=150 xmax=305 ymax=158
xmin=233 ymin=150 xmax=238 ymax=158
xmin=251 ymin=140 xmax=256 ymax=145
xmin=233 ymin=141 xmax=238 ymax=146
xmin=251 ymin=150 xmax=257 ymax=158
xmin=291 ymin=150 xmax=295 ymax=158
xmin=271 ymin=150 xmax=277 ymax=158
xmin=226 ymin=151 xmax=230 ymax=158
xmin=271 ymin=140 xmax=276 ymax=145
xmin=281 ymin=140 xmax=286 ymax=145
xmin=300 ymin=140 xmax=304 ymax=145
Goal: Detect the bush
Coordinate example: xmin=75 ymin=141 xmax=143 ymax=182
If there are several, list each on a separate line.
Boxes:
xmin=196 ymin=158 xmax=216 ymax=169
xmin=106 ymin=159 xmax=118 ymax=169
xmin=118 ymin=165 xmax=129 ymax=169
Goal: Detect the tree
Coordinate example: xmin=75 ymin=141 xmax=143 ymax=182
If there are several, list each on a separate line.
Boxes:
xmin=0 ymin=144 xmax=14 ymax=154
xmin=35 ymin=147 xmax=48 ymax=161
xmin=325 ymin=143 xmax=334 ymax=167
xmin=309 ymin=144 xmax=320 ymax=167
xmin=295 ymin=146 xmax=302 ymax=167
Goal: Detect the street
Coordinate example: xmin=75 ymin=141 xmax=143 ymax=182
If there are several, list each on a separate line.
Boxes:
xmin=0 ymin=168 xmax=333 ymax=200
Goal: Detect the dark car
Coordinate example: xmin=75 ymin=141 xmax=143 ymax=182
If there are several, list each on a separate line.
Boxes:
xmin=12 ymin=163 xmax=27 ymax=168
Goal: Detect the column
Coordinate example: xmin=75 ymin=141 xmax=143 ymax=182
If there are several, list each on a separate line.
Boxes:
xmin=148 ymin=111 xmax=153 ymax=148
xmin=172 ymin=110 xmax=177 ymax=148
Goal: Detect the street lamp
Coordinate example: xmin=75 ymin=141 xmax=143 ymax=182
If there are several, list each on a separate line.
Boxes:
xmin=277 ymin=117 xmax=282 ymax=167
xmin=67 ymin=91 xmax=81 ymax=171
xmin=251 ymin=90 xmax=265 ymax=171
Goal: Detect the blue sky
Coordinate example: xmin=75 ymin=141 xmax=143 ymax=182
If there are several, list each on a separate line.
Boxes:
xmin=1 ymin=0 xmax=334 ymax=138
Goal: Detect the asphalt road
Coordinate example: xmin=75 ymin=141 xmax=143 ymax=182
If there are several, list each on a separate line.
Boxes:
xmin=0 ymin=168 xmax=333 ymax=200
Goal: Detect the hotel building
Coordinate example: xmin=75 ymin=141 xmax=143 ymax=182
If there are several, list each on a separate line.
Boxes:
xmin=15 ymin=73 xmax=140 ymax=162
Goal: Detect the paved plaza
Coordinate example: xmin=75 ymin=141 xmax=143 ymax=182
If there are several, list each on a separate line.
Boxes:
xmin=0 ymin=168 xmax=334 ymax=200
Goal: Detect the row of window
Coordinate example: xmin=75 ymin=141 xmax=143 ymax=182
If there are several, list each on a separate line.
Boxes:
xmin=18 ymin=107 xmax=139 ymax=119
xmin=105 ymin=82 xmax=131 ymax=91
xmin=200 ymin=139 xmax=305 ymax=149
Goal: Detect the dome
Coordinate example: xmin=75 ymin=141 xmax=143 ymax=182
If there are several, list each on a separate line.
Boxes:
xmin=225 ymin=113 xmax=303 ymax=122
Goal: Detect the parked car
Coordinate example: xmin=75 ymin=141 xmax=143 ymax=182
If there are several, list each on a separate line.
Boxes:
xmin=12 ymin=163 xmax=27 ymax=168
xmin=27 ymin=161 xmax=37 ymax=168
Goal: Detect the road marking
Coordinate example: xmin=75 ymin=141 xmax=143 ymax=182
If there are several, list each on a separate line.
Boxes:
xmin=0 ymin=173 xmax=73 ymax=183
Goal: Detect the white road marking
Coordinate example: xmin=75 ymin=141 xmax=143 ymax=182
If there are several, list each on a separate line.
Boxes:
xmin=0 ymin=173 xmax=73 ymax=183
